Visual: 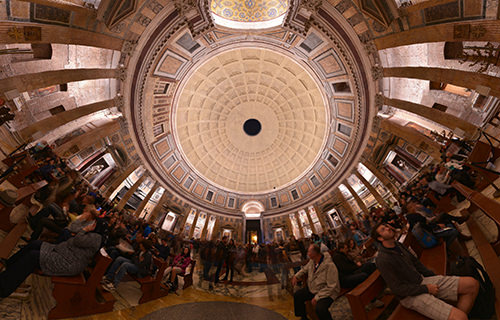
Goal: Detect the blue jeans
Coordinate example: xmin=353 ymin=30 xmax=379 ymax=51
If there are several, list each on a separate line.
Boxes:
xmin=105 ymin=256 xmax=139 ymax=287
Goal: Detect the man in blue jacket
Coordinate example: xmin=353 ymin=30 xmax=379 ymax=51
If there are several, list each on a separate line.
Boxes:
xmin=372 ymin=222 xmax=478 ymax=320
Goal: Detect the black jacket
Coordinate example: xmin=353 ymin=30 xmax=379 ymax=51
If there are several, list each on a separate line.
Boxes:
xmin=332 ymin=252 xmax=359 ymax=277
xmin=375 ymin=242 xmax=435 ymax=298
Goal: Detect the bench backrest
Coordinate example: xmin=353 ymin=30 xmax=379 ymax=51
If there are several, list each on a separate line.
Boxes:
xmin=153 ymin=257 xmax=169 ymax=281
xmin=346 ymin=270 xmax=388 ymax=320
xmin=86 ymin=253 xmax=112 ymax=288
xmin=452 ymin=181 xmax=500 ymax=227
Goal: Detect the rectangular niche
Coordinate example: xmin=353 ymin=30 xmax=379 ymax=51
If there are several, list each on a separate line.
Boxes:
xmin=332 ymin=81 xmax=351 ymax=93
xmin=176 ymin=32 xmax=201 ymax=54
xmin=299 ymin=33 xmax=323 ymax=53
xmin=338 ymin=123 xmax=352 ymax=137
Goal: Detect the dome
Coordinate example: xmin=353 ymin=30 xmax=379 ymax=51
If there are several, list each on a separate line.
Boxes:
xmin=173 ymin=47 xmax=328 ymax=194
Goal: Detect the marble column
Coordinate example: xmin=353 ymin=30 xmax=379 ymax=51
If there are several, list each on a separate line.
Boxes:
xmin=335 ymin=188 xmax=359 ymax=222
xmin=211 ymin=216 xmax=221 ymax=240
xmin=135 ymin=182 xmax=159 ymax=218
xmin=0 ymin=68 xmax=119 ymax=94
xmin=380 ymin=118 xmax=442 ymax=160
xmin=362 ymin=160 xmax=398 ymax=196
xmin=375 ymin=20 xmax=500 ymax=50
xmin=116 ymin=173 xmax=147 ymax=211
xmin=0 ymin=21 xmax=123 ymax=50
xmin=383 ymin=96 xmax=478 ymax=138
xmin=305 ymin=210 xmax=317 ymax=234
xmin=200 ymin=215 xmax=210 ymax=240
xmin=285 ymin=216 xmax=294 ymax=239
xmin=354 ymin=170 xmax=386 ymax=207
xmin=177 ymin=212 xmax=189 ymax=236
xmin=147 ymin=191 xmax=168 ymax=223
xmin=20 ymin=98 xmax=116 ymax=139
xmin=54 ymin=120 xmax=120 ymax=155
xmin=383 ymin=67 xmax=500 ymax=99
xmin=105 ymin=164 xmax=139 ymax=198
xmin=313 ymin=204 xmax=328 ymax=233
xmin=343 ymin=179 xmax=369 ymax=215
xmin=295 ymin=212 xmax=305 ymax=239
xmin=188 ymin=211 xmax=200 ymax=239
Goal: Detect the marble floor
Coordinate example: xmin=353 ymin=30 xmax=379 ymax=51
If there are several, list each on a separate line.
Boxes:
xmin=76 ymin=287 xmax=296 ymax=320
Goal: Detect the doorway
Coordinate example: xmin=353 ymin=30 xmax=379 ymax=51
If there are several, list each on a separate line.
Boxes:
xmin=246 ymin=219 xmax=261 ymax=244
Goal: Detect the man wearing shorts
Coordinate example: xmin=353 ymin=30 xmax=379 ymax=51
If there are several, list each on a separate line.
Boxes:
xmin=371 ymin=222 xmax=479 ymax=320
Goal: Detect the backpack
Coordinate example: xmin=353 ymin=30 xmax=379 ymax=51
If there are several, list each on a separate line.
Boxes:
xmin=449 ymin=256 xmax=495 ymax=319
xmin=411 ymin=223 xmax=438 ymax=248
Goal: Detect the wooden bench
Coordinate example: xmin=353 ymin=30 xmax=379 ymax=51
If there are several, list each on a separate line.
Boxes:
xmin=179 ymin=260 xmax=196 ymax=289
xmin=467 ymin=141 xmax=500 ymax=191
xmin=46 ymin=252 xmax=116 ymax=319
xmin=346 ymin=270 xmax=394 ymax=320
xmin=0 ymin=180 xmax=47 ymax=232
xmin=426 ymin=190 xmax=456 ymax=214
xmin=452 ymin=181 xmax=500 ymax=316
xmin=130 ymin=257 xmax=169 ymax=304
xmin=0 ymin=181 xmax=48 ymax=263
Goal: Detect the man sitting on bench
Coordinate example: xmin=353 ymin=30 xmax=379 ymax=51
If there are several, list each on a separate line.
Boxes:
xmin=332 ymin=242 xmax=376 ymax=289
xmin=291 ymin=244 xmax=339 ymax=320
xmin=372 ymin=222 xmax=479 ymax=320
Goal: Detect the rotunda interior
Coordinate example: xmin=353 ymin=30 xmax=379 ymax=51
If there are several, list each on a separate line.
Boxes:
xmin=1 ymin=0 xmax=500 ymax=319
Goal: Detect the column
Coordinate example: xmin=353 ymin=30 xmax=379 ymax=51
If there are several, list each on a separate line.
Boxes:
xmin=116 ymin=173 xmax=147 ymax=211
xmin=354 ymin=170 xmax=386 ymax=207
xmin=375 ymin=20 xmax=500 ymax=50
xmin=147 ymin=191 xmax=168 ymax=223
xmin=20 ymin=98 xmax=116 ymax=139
xmin=383 ymin=67 xmax=500 ymax=99
xmin=335 ymin=188 xmax=359 ymax=222
xmin=134 ymin=181 xmax=159 ymax=218
xmin=285 ymin=216 xmax=294 ymax=239
xmin=383 ymin=97 xmax=478 ymax=138
xmin=105 ymin=164 xmax=139 ymax=198
xmin=343 ymin=179 xmax=369 ymax=215
xmin=54 ymin=120 xmax=120 ymax=155
xmin=362 ymin=160 xmax=399 ymax=196
xmin=295 ymin=212 xmax=304 ymax=239
xmin=0 ymin=21 xmax=123 ymax=50
xmin=0 ymin=68 xmax=119 ymax=94
xmin=380 ymin=118 xmax=442 ymax=160
xmin=200 ymin=214 xmax=210 ymax=240
xmin=213 ymin=217 xmax=222 ymax=240
xmin=188 ymin=211 xmax=199 ymax=239
xmin=313 ymin=204 xmax=328 ymax=233
xmin=305 ymin=210 xmax=317 ymax=234
xmin=176 ymin=212 xmax=189 ymax=236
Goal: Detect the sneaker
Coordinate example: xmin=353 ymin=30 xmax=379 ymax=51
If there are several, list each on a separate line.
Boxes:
xmin=102 ymin=282 xmax=116 ymax=292
xmin=101 ymin=277 xmax=111 ymax=285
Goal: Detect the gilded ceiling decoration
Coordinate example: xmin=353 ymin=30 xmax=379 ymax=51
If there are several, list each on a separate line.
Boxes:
xmin=174 ymin=47 xmax=327 ymax=193
xmin=210 ymin=0 xmax=289 ymax=23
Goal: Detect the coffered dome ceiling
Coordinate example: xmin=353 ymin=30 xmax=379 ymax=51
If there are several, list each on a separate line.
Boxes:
xmin=125 ymin=3 xmax=378 ymax=216
xmin=174 ymin=48 xmax=327 ymax=193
